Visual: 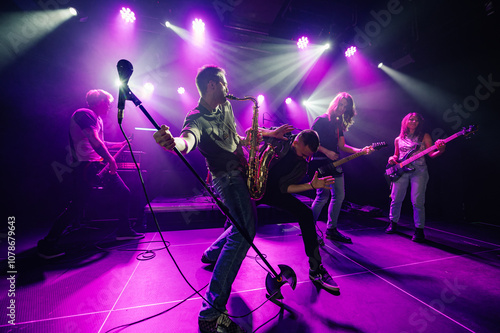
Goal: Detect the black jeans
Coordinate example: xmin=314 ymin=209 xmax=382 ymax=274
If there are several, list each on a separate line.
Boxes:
xmin=257 ymin=191 xmax=320 ymax=266
xmin=45 ymin=162 xmax=131 ymax=241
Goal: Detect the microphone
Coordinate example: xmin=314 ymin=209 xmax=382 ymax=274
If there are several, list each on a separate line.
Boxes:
xmin=117 ymin=59 xmax=134 ymax=124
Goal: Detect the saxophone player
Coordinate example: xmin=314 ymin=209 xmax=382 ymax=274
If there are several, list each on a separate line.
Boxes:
xmin=153 ymin=65 xmax=289 ymax=333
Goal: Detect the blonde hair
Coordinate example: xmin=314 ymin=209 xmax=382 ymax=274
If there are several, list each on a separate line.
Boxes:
xmin=86 ymin=89 xmax=114 ymax=109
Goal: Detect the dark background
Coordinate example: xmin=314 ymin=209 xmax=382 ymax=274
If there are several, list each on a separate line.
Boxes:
xmin=1 ymin=0 xmax=498 ymax=232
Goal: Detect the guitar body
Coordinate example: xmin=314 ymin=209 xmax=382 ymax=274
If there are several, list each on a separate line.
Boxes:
xmin=385 ymin=164 xmax=414 ymax=182
xmin=308 ymin=159 xmax=343 ymax=177
xmin=384 ymin=145 xmax=420 ymax=182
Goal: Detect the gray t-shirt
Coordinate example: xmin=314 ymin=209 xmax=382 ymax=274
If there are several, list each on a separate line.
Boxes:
xmin=181 ymin=100 xmax=246 ymax=176
xmin=69 ymin=108 xmax=103 ymax=162
xmin=397 ymin=135 xmax=427 ymax=167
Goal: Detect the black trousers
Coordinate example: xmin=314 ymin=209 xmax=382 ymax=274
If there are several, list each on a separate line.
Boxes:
xmin=45 ymin=162 xmax=131 ymax=241
xmin=256 ymin=191 xmax=320 ymax=263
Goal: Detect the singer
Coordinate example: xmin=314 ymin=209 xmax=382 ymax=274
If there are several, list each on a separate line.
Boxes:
xmin=37 ymin=89 xmax=144 ymax=259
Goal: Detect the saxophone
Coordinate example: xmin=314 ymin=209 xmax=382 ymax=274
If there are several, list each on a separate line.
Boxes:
xmin=226 ymin=94 xmax=275 ymax=200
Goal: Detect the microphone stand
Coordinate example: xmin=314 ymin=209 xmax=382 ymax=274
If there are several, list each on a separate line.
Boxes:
xmin=120 ymin=83 xmax=297 ymax=306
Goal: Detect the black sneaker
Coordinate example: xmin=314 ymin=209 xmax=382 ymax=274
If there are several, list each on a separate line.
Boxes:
xmin=412 ymin=228 xmax=425 ymax=242
xmin=309 ymin=264 xmax=340 ymax=292
xmin=37 ymin=239 xmax=65 ymax=259
xmin=385 ymin=221 xmax=397 ymax=234
xmin=325 ymin=228 xmax=352 ymax=243
xmin=116 ymin=229 xmax=145 ymax=241
xmin=201 ymin=253 xmax=217 ymax=265
xmin=199 ymin=313 xmax=246 ymax=333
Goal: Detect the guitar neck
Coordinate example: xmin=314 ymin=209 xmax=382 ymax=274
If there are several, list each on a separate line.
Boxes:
xmin=399 ymin=132 xmax=461 ymax=168
xmin=333 ymin=151 xmax=365 ymax=167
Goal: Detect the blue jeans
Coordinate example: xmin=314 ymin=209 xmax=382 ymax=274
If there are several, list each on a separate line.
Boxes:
xmin=199 ymin=170 xmax=257 ymax=320
xmin=389 ymin=165 xmax=429 ymax=228
xmin=311 ymin=174 xmax=345 ymax=230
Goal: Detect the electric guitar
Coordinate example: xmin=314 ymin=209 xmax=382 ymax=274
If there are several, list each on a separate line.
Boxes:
xmin=309 ymin=141 xmax=387 ymax=177
xmin=385 ymin=125 xmax=477 ymax=182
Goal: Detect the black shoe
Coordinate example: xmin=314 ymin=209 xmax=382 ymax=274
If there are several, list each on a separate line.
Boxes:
xmin=37 ymin=239 xmax=65 ymax=259
xmin=199 ymin=313 xmax=246 ymax=333
xmin=116 ymin=229 xmax=145 ymax=241
xmin=309 ymin=264 xmax=340 ymax=292
xmin=385 ymin=221 xmax=397 ymax=234
xmin=201 ymin=252 xmax=217 ymax=265
xmin=325 ymin=228 xmax=352 ymax=243
xmin=412 ymin=228 xmax=425 ymax=242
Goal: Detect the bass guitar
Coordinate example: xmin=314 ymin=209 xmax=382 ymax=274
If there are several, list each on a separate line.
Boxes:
xmin=309 ymin=141 xmax=387 ymax=177
xmin=385 ymin=125 xmax=477 ymax=182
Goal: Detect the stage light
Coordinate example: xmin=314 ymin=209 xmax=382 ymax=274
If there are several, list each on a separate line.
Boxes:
xmin=177 ymin=87 xmax=185 ymax=94
xmin=120 ymin=7 xmax=136 ymax=23
xmin=257 ymin=95 xmax=265 ymax=104
xmin=68 ymin=7 xmax=78 ymax=16
xmin=297 ymin=36 xmax=309 ymax=50
xmin=165 ymin=21 xmax=171 ymax=28
xmin=303 ymin=100 xmax=311 ymax=107
xmin=285 ymin=97 xmax=292 ymax=105
xmin=345 ymin=46 xmax=357 ymax=58
xmin=323 ymin=43 xmax=331 ymax=50
xmin=192 ymin=18 xmax=205 ymax=33
xmin=378 ymin=62 xmax=384 ymax=68
xmin=144 ymin=82 xmax=154 ymax=92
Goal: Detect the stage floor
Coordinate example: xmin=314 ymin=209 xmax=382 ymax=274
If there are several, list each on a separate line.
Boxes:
xmin=1 ymin=212 xmax=499 ymax=332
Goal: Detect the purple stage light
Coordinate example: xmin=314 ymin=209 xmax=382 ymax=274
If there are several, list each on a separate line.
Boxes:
xmin=192 ymin=18 xmax=205 ymax=33
xmin=297 ymin=36 xmax=309 ymax=49
xmin=345 ymin=46 xmax=357 ymax=58
xmin=177 ymin=87 xmax=185 ymax=95
xmin=120 ymin=7 xmax=136 ymax=23
xmin=285 ymin=97 xmax=292 ymax=105
xmin=257 ymin=95 xmax=265 ymax=104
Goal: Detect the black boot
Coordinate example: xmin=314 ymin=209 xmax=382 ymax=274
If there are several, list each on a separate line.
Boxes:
xmin=325 ymin=228 xmax=352 ymax=243
xmin=385 ymin=221 xmax=397 ymax=234
xmin=412 ymin=228 xmax=425 ymax=242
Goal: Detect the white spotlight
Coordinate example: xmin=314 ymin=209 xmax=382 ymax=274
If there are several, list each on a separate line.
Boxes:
xmin=68 ymin=7 xmax=78 ymax=16
xmin=144 ymin=82 xmax=155 ymax=92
